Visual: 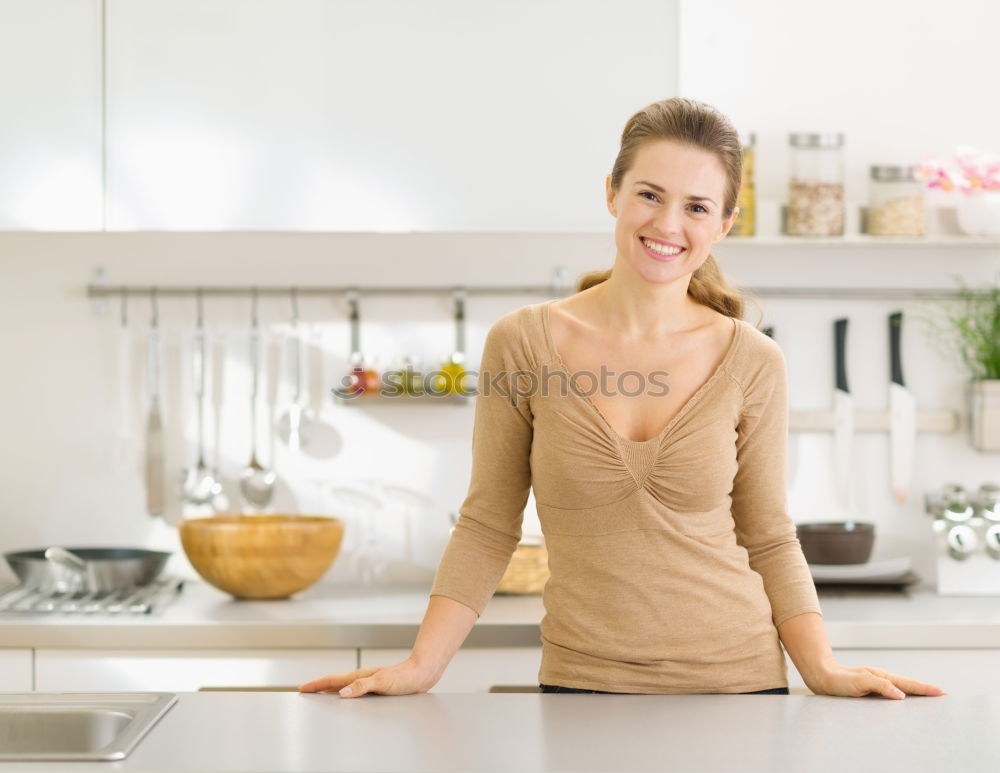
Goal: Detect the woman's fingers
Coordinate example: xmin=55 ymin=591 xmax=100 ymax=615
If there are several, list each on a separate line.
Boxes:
xmin=863 ymin=667 xmax=947 ymax=698
xmin=298 ymin=668 xmax=379 ymax=694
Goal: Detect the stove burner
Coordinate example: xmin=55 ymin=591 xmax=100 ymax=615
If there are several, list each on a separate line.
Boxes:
xmin=0 ymin=576 xmax=184 ymax=615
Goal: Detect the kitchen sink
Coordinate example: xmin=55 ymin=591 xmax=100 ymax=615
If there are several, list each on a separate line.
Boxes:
xmin=0 ymin=692 xmax=177 ymax=761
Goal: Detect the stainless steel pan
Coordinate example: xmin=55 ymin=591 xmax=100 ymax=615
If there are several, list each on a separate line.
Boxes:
xmin=4 ymin=548 xmax=171 ymax=593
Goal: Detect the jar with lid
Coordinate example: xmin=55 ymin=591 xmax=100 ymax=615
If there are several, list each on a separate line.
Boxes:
xmin=729 ymin=131 xmax=756 ymax=236
xmin=785 ymin=132 xmax=845 ymax=236
xmin=867 ymin=165 xmax=924 ymax=236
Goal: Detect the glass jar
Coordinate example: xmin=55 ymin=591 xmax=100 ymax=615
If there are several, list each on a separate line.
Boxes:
xmin=785 ymin=132 xmax=845 ymax=236
xmin=729 ymin=131 xmax=756 ymax=236
xmin=867 ymin=165 xmax=925 ymax=236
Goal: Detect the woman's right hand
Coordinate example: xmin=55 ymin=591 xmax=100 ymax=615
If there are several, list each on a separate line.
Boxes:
xmin=298 ymin=657 xmax=437 ymax=698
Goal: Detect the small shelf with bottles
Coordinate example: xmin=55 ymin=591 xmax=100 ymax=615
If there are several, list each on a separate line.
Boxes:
xmin=330 ymin=388 xmax=474 ymax=406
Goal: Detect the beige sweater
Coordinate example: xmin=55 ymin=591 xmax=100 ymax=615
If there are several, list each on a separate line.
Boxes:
xmin=430 ymin=299 xmax=822 ymax=694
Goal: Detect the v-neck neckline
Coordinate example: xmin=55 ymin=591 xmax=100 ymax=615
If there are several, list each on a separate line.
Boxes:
xmin=539 ymin=298 xmax=742 ymax=446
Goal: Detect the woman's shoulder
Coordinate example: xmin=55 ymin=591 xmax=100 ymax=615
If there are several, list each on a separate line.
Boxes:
xmin=727 ymin=317 xmax=787 ymax=387
xmin=481 ymin=302 xmax=547 ymax=368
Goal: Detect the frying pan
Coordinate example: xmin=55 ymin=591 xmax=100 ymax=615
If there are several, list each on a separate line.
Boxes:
xmin=4 ymin=547 xmax=171 ymax=593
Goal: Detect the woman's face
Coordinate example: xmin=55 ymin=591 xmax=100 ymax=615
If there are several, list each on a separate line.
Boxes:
xmin=606 ymin=139 xmax=737 ymax=288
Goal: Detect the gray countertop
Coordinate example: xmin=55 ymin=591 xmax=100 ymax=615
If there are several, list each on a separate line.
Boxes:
xmin=1 ymin=581 xmax=999 ymax=649
xmin=0 ymin=691 xmax=993 ymax=773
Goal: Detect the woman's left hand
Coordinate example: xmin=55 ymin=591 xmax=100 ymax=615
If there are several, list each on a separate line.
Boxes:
xmin=806 ymin=663 xmax=947 ymax=699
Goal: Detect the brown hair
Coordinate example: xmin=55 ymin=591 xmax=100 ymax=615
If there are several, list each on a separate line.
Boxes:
xmin=578 ymin=97 xmax=744 ymax=319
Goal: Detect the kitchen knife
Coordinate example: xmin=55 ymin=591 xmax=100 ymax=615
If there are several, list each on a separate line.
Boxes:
xmin=888 ymin=311 xmax=917 ymax=503
xmin=833 ymin=318 xmax=853 ymax=509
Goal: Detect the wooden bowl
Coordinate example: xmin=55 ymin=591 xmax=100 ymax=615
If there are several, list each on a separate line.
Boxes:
xmin=179 ymin=515 xmax=345 ymax=599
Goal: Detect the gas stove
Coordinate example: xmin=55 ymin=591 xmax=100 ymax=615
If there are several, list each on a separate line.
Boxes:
xmin=0 ymin=576 xmax=184 ymax=616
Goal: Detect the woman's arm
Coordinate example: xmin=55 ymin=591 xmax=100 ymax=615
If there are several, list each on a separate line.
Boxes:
xmin=301 ymin=312 xmax=536 ymax=697
xmin=778 ymin=611 xmax=946 ymax=699
xmin=299 ymin=594 xmax=478 ymax=697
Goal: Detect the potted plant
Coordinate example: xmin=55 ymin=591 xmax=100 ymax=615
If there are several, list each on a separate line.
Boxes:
xmin=933 ymin=279 xmax=1000 ymax=450
xmin=917 ymin=147 xmax=1000 ymax=236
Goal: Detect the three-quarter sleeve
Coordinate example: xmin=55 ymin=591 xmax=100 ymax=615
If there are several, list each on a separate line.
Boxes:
xmin=429 ymin=312 xmax=535 ymax=617
xmin=730 ymin=337 xmax=822 ymax=627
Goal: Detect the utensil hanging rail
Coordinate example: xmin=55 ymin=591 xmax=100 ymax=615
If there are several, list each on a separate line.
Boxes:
xmin=85 ymin=285 xmax=978 ymax=300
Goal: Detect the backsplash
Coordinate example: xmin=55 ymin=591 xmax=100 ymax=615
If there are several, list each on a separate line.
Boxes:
xmin=3 ymin=231 xmax=1000 ymax=591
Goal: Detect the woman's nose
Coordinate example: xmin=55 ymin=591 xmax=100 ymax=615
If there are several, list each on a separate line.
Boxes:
xmin=651 ymin=205 xmax=684 ymax=234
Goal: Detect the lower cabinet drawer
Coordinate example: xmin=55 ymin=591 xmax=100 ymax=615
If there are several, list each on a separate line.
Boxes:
xmin=0 ymin=649 xmax=32 ymax=692
xmin=34 ymin=649 xmax=357 ymax=692
xmin=785 ymin=649 xmax=1000 ymax=696
xmin=360 ymin=647 xmax=543 ymax=693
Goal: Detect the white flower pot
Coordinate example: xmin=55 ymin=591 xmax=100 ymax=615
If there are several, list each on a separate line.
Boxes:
xmin=968 ymin=380 xmax=1000 ymax=451
xmin=956 ymin=192 xmax=1000 ymax=236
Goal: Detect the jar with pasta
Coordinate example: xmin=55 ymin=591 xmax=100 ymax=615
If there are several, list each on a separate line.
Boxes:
xmin=785 ymin=133 xmax=845 ymax=236
xmin=729 ymin=131 xmax=756 ymax=236
xmin=867 ymin=165 xmax=925 ymax=236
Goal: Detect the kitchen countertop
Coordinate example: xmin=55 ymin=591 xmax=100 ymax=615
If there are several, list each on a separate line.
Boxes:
xmin=1 ymin=580 xmax=999 ymax=649
xmin=0 ymin=691 xmax=994 ymax=772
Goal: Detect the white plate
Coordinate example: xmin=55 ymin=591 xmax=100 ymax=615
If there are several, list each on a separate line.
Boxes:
xmin=808 ymin=556 xmax=912 ymax=581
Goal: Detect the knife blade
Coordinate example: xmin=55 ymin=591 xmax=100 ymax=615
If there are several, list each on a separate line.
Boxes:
xmin=833 ymin=318 xmax=853 ymax=509
xmin=888 ymin=311 xmax=917 ymax=503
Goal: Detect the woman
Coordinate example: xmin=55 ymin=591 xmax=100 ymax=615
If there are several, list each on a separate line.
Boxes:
xmin=300 ymin=98 xmax=945 ymax=699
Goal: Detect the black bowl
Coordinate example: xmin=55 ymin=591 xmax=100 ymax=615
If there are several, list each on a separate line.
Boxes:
xmin=795 ymin=522 xmax=875 ymax=565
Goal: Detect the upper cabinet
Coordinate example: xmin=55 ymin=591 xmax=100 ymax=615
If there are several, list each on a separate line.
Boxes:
xmin=0 ymin=0 xmax=680 ymax=232
xmin=0 ymin=0 xmax=103 ymax=229
xmin=105 ymin=0 xmax=678 ymax=231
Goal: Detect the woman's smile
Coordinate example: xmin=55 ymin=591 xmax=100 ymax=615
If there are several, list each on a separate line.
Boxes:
xmin=639 ymin=236 xmax=686 ymax=261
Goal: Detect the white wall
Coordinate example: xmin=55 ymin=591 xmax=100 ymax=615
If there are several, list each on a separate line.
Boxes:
xmin=678 ymin=0 xmax=1000 ymax=214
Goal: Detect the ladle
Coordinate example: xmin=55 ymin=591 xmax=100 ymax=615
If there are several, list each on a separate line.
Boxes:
xmin=239 ymin=289 xmax=276 ymax=509
xmin=181 ymin=291 xmax=222 ymax=506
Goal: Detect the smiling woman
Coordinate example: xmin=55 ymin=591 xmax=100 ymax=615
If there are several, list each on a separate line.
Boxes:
xmin=299 ymin=98 xmax=946 ymax=702
xmin=577 ymin=99 xmax=743 ymax=317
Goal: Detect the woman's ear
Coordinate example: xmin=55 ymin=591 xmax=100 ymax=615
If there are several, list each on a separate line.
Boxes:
xmin=605 ymin=174 xmax=617 ymax=217
xmin=716 ymin=206 xmax=739 ymax=241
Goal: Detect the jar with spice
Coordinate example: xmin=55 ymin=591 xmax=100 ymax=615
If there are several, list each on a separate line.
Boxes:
xmin=866 ymin=165 xmax=925 ymax=236
xmin=785 ymin=132 xmax=845 ymax=236
xmin=729 ymin=131 xmax=756 ymax=236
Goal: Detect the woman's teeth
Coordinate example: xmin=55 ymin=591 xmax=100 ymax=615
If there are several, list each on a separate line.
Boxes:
xmin=641 ymin=238 xmax=683 ymax=256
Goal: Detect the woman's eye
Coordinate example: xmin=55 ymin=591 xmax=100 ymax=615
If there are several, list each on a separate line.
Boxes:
xmin=639 ymin=191 xmax=659 ymax=202
xmin=689 ymin=204 xmax=708 ymax=214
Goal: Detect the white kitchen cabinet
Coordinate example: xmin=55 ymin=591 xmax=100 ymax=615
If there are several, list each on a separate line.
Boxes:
xmin=361 ymin=647 xmax=543 ymax=693
xmin=0 ymin=0 xmax=102 ymax=229
xmin=786 ymin=649 xmax=1000 ymax=696
xmin=0 ymin=649 xmax=32 ymax=692
xmin=34 ymin=649 xmax=356 ymax=692
xmin=104 ymin=0 xmax=678 ymax=230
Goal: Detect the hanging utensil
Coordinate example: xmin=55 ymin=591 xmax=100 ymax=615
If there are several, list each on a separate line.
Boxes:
xmin=181 ymin=291 xmax=222 ymax=506
xmin=433 ymin=288 xmax=469 ymax=396
xmin=266 ymin=335 xmax=281 ymax=479
xmin=278 ymin=288 xmax=317 ymax=450
xmin=145 ymin=290 xmax=166 ymax=517
xmin=209 ymin=335 xmax=230 ymax=512
xmin=343 ymin=289 xmax=379 ymax=397
xmin=888 ymin=311 xmax=917 ymax=503
xmin=112 ymin=291 xmax=136 ymax=472
xmin=239 ymin=289 xmax=276 ymax=510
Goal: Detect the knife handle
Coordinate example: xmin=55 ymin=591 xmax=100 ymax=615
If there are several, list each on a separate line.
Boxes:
xmin=834 ymin=318 xmax=849 ymax=393
xmin=889 ymin=311 xmax=904 ymax=386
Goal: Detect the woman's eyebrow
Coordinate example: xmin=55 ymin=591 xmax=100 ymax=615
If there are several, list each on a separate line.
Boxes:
xmin=633 ymin=181 xmax=716 ymax=206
